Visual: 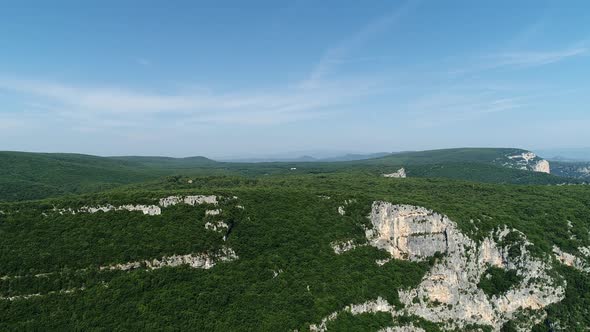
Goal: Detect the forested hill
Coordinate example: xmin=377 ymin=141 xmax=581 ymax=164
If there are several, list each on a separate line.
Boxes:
xmin=0 ymin=151 xmax=156 ymax=201
xmin=0 ymin=174 xmax=589 ymax=330
xmin=0 ymin=148 xmax=573 ymax=202
xmin=363 ymin=148 xmax=545 ymax=167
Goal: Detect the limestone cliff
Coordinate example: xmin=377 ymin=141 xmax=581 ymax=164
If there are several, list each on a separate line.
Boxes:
xmin=503 ymin=152 xmax=550 ymax=174
xmin=313 ymin=201 xmax=565 ymax=331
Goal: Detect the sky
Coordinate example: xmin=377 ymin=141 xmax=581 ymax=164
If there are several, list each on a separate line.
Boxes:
xmin=1 ymin=0 xmax=589 ymax=158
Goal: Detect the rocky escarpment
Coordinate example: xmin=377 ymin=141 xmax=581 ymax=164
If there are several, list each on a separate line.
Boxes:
xmin=313 ymin=202 xmax=565 ymax=331
xmin=4 ymin=195 xmax=239 ymax=302
xmin=100 ymin=247 xmax=238 ymax=271
xmin=51 ymin=195 xmax=218 ymax=216
xmin=503 ymin=152 xmax=550 ymax=174
xmin=553 ymin=246 xmax=590 ymax=273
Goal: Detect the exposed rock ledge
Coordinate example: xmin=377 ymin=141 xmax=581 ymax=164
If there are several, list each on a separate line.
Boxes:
xmin=1 ymin=287 xmax=84 ymax=302
xmin=100 ymin=247 xmax=238 ymax=271
xmin=382 ymin=168 xmax=406 ymax=178
xmin=159 ymin=195 xmax=218 ymax=207
xmin=205 ymin=221 xmax=229 ymax=232
xmin=553 ymin=246 xmax=590 ymax=273
xmin=506 ymin=152 xmax=550 ymax=174
xmin=52 ymin=195 xmax=218 ymax=216
xmin=312 ymin=202 xmax=564 ymax=331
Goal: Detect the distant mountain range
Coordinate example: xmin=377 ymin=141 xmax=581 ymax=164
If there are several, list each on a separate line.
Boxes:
xmin=219 ymin=152 xmax=391 ymax=163
xmin=534 ymin=147 xmax=590 ymax=161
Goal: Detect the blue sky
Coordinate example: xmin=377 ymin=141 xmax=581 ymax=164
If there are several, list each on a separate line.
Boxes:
xmin=1 ymin=0 xmax=589 ymax=158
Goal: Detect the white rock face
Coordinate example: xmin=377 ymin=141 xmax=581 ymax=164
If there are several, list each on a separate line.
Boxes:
xmin=310 ymin=297 xmax=396 ymax=332
xmin=553 ymin=246 xmax=590 ymax=273
xmin=533 ymin=159 xmax=551 ymax=173
xmin=383 ymin=168 xmax=407 ymax=178
xmin=376 ymin=202 xmax=563 ymax=329
xmin=206 ymin=209 xmax=222 ymax=216
xmin=79 ymin=204 xmax=162 ymax=216
xmin=367 ymin=203 xmax=447 ymax=261
xmin=312 ymin=202 xmax=565 ymax=331
xmin=159 ymin=195 xmax=218 ymax=207
xmin=506 ymin=152 xmax=550 ymax=174
xmin=101 ymin=247 xmax=238 ymax=271
xmin=509 ymin=152 xmax=537 ymax=162
xmin=379 ymin=325 xmax=426 ymax=332
xmin=52 ymin=195 xmax=219 ymax=216
xmin=337 ymin=206 xmax=345 ymax=216
xmin=205 ymin=221 xmax=229 ymax=232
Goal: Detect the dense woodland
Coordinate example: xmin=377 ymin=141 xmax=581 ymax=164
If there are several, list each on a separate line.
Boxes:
xmin=1 ymin=169 xmax=590 ymax=330
xmin=1 ymin=149 xmax=589 ymax=330
xmin=0 ymin=148 xmax=577 ymax=202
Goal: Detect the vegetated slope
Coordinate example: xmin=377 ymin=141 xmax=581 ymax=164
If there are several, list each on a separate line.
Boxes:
xmin=1 ymin=174 xmax=589 ymax=331
xmin=550 ymin=161 xmax=590 ymax=180
xmin=109 ymin=155 xmax=218 ymax=169
xmin=0 ymin=148 xmax=570 ymax=202
xmin=403 ymin=163 xmax=562 ymax=185
xmin=365 ymin=147 xmax=547 ymax=169
xmin=0 ymin=151 xmax=156 ymax=201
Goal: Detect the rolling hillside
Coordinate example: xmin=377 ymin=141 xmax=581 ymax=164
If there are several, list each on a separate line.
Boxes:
xmin=1 ymin=174 xmax=589 ymax=330
xmin=0 ymin=152 xmax=157 ymax=201
xmin=0 ymin=148 xmax=572 ymax=202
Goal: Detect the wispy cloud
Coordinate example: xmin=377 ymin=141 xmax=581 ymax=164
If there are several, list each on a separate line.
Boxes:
xmin=0 ymin=76 xmax=380 ymax=127
xmin=300 ymin=1 xmax=417 ymax=88
xmin=448 ymin=43 xmax=588 ymax=77
xmin=490 ymin=46 xmax=587 ymax=68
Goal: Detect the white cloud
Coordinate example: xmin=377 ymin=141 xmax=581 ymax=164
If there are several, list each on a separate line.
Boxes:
xmin=0 ymin=76 xmax=380 ymax=127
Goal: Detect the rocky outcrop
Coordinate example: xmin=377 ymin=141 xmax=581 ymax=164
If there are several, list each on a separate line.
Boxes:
xmin=1 ymin=287 xmax=84 ymax=302
xmin=505 ymin=152 xmax=550 ymax=174
xmin=51 ymin=195 xmax=219 ymax=216
xmin=383 ymin=168 xmax=407 ymax=178
xmin=532 ymin=159 xmax=550 ymax=173
xmin=367 ymin=203 xmax=447 ymax=261
xmin=312 ymin=202 xmax=565 ymax=331
xmin=159 ymin=195 xmax=218 ymax=207
xmin=379 ymin=326 xmax=425 ymax=332
xmin=205 ymin=221 xmax=229 ymax=232
xmin=553 ymin=246 xmax=590 ymax=273
xmin=206 ymin=209 xmax=221 ymax=216
xmin=100 ymin=247 xmax=238 ymax=271
xmin=81 ymin=204 xmax=161 ymax=215
xmin=579 ymin=246 xmax=590 ymax=258
xmin=331 ymin=239 xmax=363 ymax=254
xmin=310 ymin=297 xmax=396 ymax=332
xmin=337 ymin=199 xmax=357 ymax=216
